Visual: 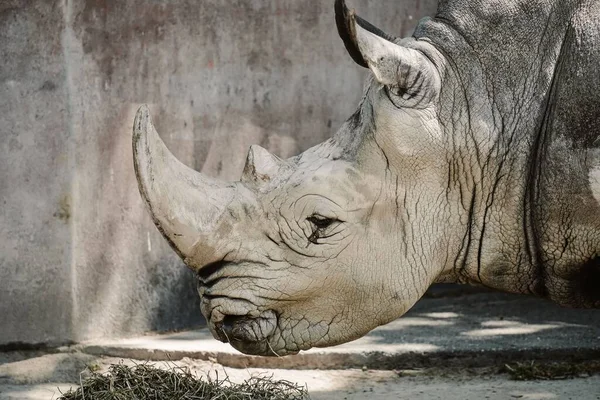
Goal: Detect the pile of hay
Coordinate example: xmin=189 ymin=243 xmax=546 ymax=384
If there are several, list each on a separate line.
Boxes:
xmin=59 ymin=362 xmax=310 ymax=400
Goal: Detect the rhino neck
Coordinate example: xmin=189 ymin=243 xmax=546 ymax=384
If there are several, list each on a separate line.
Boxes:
xmin=420 ymin=1 xmax=600 ymax=307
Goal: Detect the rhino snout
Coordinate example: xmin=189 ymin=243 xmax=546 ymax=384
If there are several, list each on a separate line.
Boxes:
xmin=210 ymin=310 xmax=283 ymax=356
xmin=218 ymin=311 xmax=277 ymax=342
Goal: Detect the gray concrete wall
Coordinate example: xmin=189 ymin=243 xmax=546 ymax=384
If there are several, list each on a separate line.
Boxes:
xmin=0 ymin=1 xmax=73 ymax=346
xmin=0 ymin=0 xmax=438 ymax=346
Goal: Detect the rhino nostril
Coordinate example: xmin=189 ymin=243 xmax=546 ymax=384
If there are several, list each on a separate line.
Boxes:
xmin=222 ymin=315 xmax=245 ymax=336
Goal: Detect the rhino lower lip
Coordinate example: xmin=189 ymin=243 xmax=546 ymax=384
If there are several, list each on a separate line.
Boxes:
xmin=214 ymin=311 xmax=278 ymax=346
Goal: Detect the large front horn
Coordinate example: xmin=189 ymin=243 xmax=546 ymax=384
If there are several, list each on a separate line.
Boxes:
xmin=133 ymin=105 xmax=238 ymax=261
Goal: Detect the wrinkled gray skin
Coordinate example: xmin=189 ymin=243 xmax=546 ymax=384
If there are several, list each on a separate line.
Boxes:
xmin=133 ymin=0 xmax=600 ymax=356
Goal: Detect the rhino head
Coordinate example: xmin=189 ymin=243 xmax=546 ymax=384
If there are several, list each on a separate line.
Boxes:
xmin=133 ymin=0 xmax=453 ymax=356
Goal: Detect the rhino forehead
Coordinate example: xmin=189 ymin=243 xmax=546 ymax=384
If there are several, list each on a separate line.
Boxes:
xmin=267 ymin=165 xmax=377 ymax=212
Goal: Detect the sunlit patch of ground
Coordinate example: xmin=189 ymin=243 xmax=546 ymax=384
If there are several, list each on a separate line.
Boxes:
xmin=462 ymin=320 xmax=564 ymax=337
xmin=2 ymin=353 xmax=600 ymax=400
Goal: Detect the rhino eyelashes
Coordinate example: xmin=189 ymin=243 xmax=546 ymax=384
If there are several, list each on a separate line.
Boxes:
xmin=306 ymin=215 xmax=342 ymax=245
xmin=307 ymin=215 xmax=337 ymax=229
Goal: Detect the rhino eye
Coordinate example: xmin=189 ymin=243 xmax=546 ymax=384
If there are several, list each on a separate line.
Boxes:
xmin=306 ymin=215 xmax=340 ymax=245
xmin=307 ymin=215 xmax=336 ymax=229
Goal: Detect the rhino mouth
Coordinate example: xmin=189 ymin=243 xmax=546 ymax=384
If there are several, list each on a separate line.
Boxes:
xmin=198 ymin=262 xmax=293 ymax=356
xmin=214 ymin=312 xmax=283 ymax=355
xmin=207 ymin=308 xmax=290 ymax=356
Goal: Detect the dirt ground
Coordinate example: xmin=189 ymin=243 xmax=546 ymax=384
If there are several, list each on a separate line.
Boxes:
xmin=1 ymin=352 xmax=599 ymax=400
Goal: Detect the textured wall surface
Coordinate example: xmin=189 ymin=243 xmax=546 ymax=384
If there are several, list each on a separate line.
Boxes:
xmin=0 ymin=1 xmax=73 ymax=346
xmin=0 ymin=0 xmax=438 ymax=345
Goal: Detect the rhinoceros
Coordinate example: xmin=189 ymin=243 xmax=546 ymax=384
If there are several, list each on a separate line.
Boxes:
xmin=133 ymin=0 xmax=600 ymax=356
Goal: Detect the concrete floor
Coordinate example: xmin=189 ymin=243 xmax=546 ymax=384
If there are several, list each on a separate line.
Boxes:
xmin=1 ymin=291 xmax=599 ymax=399
xmin=1 ymin=355 xmax=599 ymax=400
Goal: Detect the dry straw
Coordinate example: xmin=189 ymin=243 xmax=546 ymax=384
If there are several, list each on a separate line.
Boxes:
xmin=59 ymin=362 xmax=310 ymax=400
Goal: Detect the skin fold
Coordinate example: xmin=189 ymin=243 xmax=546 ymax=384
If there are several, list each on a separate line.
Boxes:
xmin=133 ymin=0 xmax=600 ymax=356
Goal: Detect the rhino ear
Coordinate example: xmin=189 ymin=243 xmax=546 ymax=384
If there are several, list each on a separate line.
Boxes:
xmin=335 ymin=0 xmax=439 ymax=103
xmin=241 ymin=145 xmax=285 ymax=185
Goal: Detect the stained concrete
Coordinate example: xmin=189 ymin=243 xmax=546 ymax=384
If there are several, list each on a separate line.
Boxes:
xmin=0 ymin=1 xmax=73 ymax=346
xmin=0 ymin=0 xmax=438 ymax=345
